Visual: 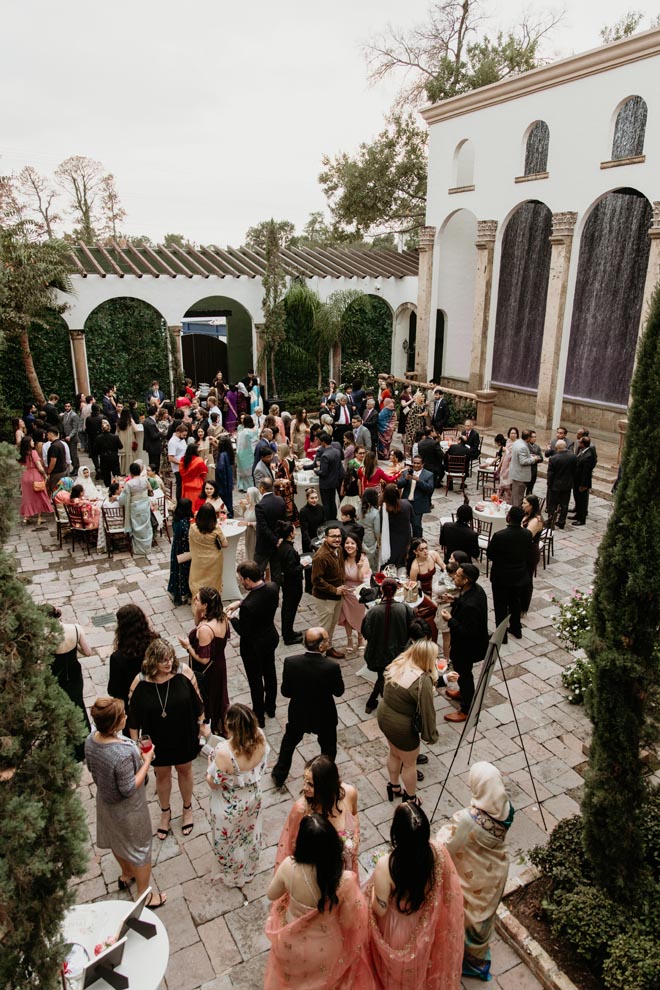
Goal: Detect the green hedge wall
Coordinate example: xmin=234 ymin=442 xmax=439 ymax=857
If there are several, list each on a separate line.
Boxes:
xmin=85 ymin=299 xmax=171 ymax=402
xmin=342 ymin=296 xmax=393 ymax=374
xmin=0 ymin=311 xmax=75 ymax=414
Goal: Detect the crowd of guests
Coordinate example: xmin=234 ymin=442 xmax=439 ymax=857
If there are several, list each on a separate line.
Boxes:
xmin=14 ymin=370 xmax=606 ymax=987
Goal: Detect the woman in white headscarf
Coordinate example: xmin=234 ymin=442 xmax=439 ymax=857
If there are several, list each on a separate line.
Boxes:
xmin=76 ymin=465 xmax=99 ymax=500
xmin=436 ymin=761 xmax=514 ymax=982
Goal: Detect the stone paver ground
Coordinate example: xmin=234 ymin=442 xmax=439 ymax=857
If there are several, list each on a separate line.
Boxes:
xmin=9 ymin=450 xmax=611 ymax=989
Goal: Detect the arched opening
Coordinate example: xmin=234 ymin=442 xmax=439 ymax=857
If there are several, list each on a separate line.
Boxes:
xmin=611 ymin=96 xmax=648 ymax=160
xmin=183 ymin=295 xmax=254 ymax=385
xmin=341 ymin=294 xmax=394 ymax=378
xmin=435 ymin=209 xmax=478 ymax=382
xmin=0 ymin=310 xmax=74 ymax=411
xmin=453 ymin=139 xmax=475 ymax=187
xmin=524 ymin=121 xmax=549 ymax=175
xmin=392 ymin=303 xmax=417 ymax=377
xmin=564 ymin=187 xmax=652 ymax=405
xmin=84 ymin=298 xmax=169 ymax=402
xmin=491 ymin=201 xmax=552 ymax=390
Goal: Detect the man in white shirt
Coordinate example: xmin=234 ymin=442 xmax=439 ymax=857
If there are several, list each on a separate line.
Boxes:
xmin=168 ymin=423 xmax=189 ymax=500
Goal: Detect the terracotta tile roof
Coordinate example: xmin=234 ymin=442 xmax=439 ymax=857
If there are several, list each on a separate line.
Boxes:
xmin=68 ymin=242 xmax=419 ymax=279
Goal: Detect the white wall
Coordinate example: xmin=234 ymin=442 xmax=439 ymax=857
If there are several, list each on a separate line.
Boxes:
xmin=433 ymin=210 xmax=477 ymax=381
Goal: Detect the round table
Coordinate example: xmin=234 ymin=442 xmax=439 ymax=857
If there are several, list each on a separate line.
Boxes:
xmin=62 ymin=899 xmax=169 ymax=990
xmin=473 ymin=501 xmax=510 ymax=533
xmin=293 ymin=471 xmax=319 ymax=511
xmin=220 ymin=520 xmax=248 ymax=601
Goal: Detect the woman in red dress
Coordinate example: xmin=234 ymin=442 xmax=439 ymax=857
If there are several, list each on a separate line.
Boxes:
xmin=179 ymin=443 xmax=208 ymax=503
xmin=358 ymin=451 xmax=395 ymax=497
xmin=18 ymin=436 xmax=53 ymax=525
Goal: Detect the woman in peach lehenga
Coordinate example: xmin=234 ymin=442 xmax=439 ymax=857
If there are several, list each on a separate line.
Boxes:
xmin=366 ymin=802 xmax=464 ymax=990
xmin=265 ymin=814 xmax=375 ymax=990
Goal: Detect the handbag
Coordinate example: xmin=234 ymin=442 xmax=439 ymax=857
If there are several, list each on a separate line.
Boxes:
xmin=412 ymin=676 xmax=423 ymax=735
xmin=33 ymin=479 xmax=46 ymax=492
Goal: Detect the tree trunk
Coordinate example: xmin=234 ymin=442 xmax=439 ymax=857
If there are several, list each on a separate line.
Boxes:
xmin=331 ymin=342 xmax=342 ymax=383
xmin=20 ymin=327 xmax=45 ymax=405
xmin=270 ymin=350 xmax=278 ymax=398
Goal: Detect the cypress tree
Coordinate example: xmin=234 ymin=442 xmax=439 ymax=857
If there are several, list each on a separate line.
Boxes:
xmin=581 ymin=283 xmax=660 ymax=899
xmin=0 ymin=442 xmax=88 ymax=989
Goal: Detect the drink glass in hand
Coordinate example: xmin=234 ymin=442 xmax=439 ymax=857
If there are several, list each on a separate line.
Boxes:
xmin=139 ymin=734 xmax=153 ymax=754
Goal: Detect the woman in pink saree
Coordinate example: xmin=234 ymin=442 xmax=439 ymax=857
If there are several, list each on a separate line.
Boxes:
xmin=275 ymin=756 xmax=360 ymax=874
xmin=366 ymin=802 xmax=464 ymax=990
xmin=265 ymin=814 xmax=375 ymax=990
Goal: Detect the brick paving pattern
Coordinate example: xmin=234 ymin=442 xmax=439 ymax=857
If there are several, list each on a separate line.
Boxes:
xmin=9 ymin=456 xmax=610 ymax=989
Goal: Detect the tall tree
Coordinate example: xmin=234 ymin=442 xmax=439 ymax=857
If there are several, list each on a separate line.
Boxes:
xmin=245 ymin=219 xmax=297 ymax=252
xmin=55 ymin=155 xmax=104 ymax=242
xmin=599 ymin=10 xmax=654 ymax=44
xmin=0 ymin=221 xmax=72 ymax=404
xmin=16 ymin=167 xmax=60 ymax=239
xmin=581 ymin=283 xmax=660 ymax=900
xmin=0 ymin=442 xmax=88 ymax=990
xmin=98 ymin=173 xmax=126 ymax=240
xmin=162 ymin=232 xmax=192 ymax=249
xmin=259 ymin=220 xmax=288 ymax=396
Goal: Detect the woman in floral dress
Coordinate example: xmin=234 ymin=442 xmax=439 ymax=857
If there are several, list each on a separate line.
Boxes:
xmin=206 ymin=703 xmax=270 ymax=889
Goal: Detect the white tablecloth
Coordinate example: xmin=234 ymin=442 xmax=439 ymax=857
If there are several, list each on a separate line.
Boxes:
xmin=294 ymin=471 xmax=319 ymax=511
xmin=473 ymin=502 xmax=510 ymax=533
xmin=221 ymin=520 xmax=248 ymax=600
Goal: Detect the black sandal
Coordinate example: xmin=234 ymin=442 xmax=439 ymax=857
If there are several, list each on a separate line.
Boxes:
xmin=146 ymin=891 xmax=167 ymax=910
xmin=157 ymin=807 xmax=171 ymax=841
xmin=118 ymin=876 xmax=134 ymax=891
xmin=402 ymin=792 xmax=423 ymax=806
xmin=386 ymin=782 xmax=403 ymax=802
xmin=182 ymin=802 xmax=194 ymax=837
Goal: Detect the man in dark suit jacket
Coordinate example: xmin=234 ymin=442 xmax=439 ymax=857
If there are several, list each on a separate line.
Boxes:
xmin=546 ymin=440 xmax=577 ymax=528
xmin=362 ymin=399 xmax=378 ymax=450
xmin=315 ymin=432 xmax=343 ymax=521
xmin=441 ymin=563 xmax=489 ymax=722
xmin=463 ymin=419 xmax=481 ymax=461
xmin=397 ymin=455 xmax=435 ymax=537
xmin=418 ymin=429 xmax=445 ymax=487
xmin=270 ymin=626 xmax=345 ymax=787
xmin=142 ymin=409 xmax=162 ymax=470
xmin=486 ymin=506 xmax=533 ymax=641
xmin=431 ymin=388 xmax=449 ymax=432
xmin=226 ymin=560 xmax=280 ymax=727
xmin=439 ymin=504 xmax=480 ymax=563
xmin=254 ymin=478 xmax=287 ymax=582
xmin=445 ymin=435 xmax=472 ymax=474
xmin=571 ymin=438 xmax=597 ymax=526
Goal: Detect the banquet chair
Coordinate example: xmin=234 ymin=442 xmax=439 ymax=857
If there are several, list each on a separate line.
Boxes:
xmin=64 ymin=503 xmax=98 ymax=556
xmin=539 ymin=508 xmax=560 ymax=569
xmin=476 ymin=519 xmax=493 ymax=575
xmin=102 ymin=505 xmax=132 ymax=559
xmin=150 ymin=491 xmax=171 ymax=543
xmin=445 ymin=455 xmax=467 ymax=494
xmin=53 ymin=499 xmax=71 ymax=549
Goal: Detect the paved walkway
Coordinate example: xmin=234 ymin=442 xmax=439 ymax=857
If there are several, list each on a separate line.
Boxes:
xmin=9 ymin=456 xmax=609 ymax=990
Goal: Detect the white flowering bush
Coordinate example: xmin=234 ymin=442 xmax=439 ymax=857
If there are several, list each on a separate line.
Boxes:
xmin=562 ymin=656 xmax=594 ymax=705
xmin=553 ymin=589 xmax=594 ymax=704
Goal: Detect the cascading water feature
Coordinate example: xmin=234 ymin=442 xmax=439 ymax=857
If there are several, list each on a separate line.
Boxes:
xmin=564 ymin=189 xmax=652 ymax=406
xmin=491 ymin=201 xmax=553 ymax=389
xmin=612 ymin=96 xmax=647 ymax=159
xmin=524 ymin=121 xmax=550 ymax=175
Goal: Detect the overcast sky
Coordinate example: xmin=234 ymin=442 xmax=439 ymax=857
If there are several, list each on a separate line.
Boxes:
xmin=2 ymin=0 xmax=656 ymax=246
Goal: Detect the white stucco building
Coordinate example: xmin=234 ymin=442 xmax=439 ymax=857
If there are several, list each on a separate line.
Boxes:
xmin=416 ymin=28 xmax=660 ymax=433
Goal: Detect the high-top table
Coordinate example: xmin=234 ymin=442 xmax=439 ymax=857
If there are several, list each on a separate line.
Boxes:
xmin=220 ymin=519 xmax=247 ymax=600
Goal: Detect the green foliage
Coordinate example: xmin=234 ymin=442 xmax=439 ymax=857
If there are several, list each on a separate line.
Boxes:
xmin=444 ymin=393 xmax=476 ymax=427
xmin=245 ymin=219 xmax=296 ymax=252
xmin=279 ymin=388 xmax=320 ymax=413
xmin=530 ymin=816 xmax=591 ymax=894
xmin=552 ymin=588 xmax=593 ymax=651
xmin=340 ymin=359 xmax=377 ymax=392
xmin=603 ymin=934 xmax=660 ymax=990
xmin=600 ymin=10 xmax=645 ymax=44
xmin=85 ymin=298 xmax=170 ymax=401
xmin=582 ymin=283 xmax=660 ymax=899
xmin=561 ymin=656 xmax=594 ymax=705
xmin=426 ymin=30 xmax=543 ymax=103
xmin=0 ymin=443 xmax=88 ymax=989
xmin=341 ymin=295 xmax=393 ymax=372
xmin=320 ymin=113 xmax=427 ymax=237
xmin=260 ymin=221 xmax=288 ymax=396
xmin=548 ymin=884 xmax=628 ymax=967
xmin=0 ymin=309 xmax=75 ymax=416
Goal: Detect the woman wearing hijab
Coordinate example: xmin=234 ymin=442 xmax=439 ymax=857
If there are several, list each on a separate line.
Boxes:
xmin=76 ymin=465 xmax=99 ymax=500
xmin=436 ymin=761 xmax=514 ymax=981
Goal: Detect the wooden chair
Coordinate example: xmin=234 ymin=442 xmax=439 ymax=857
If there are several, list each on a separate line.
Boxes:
xmin=64 ymin=503 xmax=98 ymax=555
xmin=476 ymin=463 xmax=495 ymax=490
xmin=482 ymin=484 xmax=495 ymax=501
xmin=101 ymin=505 xmax=132 ymax=559
xmin=539 ymin=508 xmax=560 ymax=569
xmin=476 ymin=518 xmax=493 ymax=574
xmin=537 ymin=496 xmax=546 ymax=514
xmin=445 ymin=455 xmax=467 ymax=494
xmin=151 ymin=491 xmax=171 ymax=543
xmin=467 ymin=436 xmax=484 ymax=478
xmin=442 ymin=429 xmax=459 ymax=442
xmin=53 ymin=499 xmax=71 ymax=549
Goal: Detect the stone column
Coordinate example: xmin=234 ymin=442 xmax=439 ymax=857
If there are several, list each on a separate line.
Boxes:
xmin=69 ymin=330 xmax=90 ymax=395
xmin=169 ymin=324 xmax=184 ymax=373
xmin=534 ymin=211 xmax=578 ymax=429
xmin=254 ymin=322 xmax=265 ymax=386
xmin=637 ymin=201 xmax=660 ymax=342
xmin=414 ymin=226 xmax=436 ymax=382
xmin=468 ymin=220 xmax=498 ymax=392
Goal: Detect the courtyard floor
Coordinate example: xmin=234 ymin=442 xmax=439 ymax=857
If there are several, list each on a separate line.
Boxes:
xmin=8 ymin=458 xmax=612 ymax=990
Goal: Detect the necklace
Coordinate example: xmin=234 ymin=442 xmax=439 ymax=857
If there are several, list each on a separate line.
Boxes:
xmin=154 ymin=677 xmax=171 ymax=718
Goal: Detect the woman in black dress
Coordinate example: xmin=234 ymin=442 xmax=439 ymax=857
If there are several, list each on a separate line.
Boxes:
xmin=168 ymin=498 xmax=193 ymax=606
xmin=128 ymin=638 xmax=204 ymax=840
xmin=276 ymin=521 xmax=304 ymax=645
xmin=178 ymin=587 xmax=230 ymax=736
xmin=47 ymin=606 xmax=93 ymax=762
xmin=521 ymin=494 xmax=544 ymax=613
xmin=107 ymin=604 xmax=158 ymax=710
xmin=379 ymin=484 xmax=413 ymax=576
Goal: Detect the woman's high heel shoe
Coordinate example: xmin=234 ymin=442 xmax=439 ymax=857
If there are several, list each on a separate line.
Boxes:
xmin=402 ymin=792 xmax=422 ymax=807
xmin=386 ymin=782 xmax=403 ymax=802
xmin=157 ymin=807 xmax=171 ymax=841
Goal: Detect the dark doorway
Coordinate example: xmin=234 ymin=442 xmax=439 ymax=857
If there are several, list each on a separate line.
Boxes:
xmin=406 ymin=312 xmax=417 ymax=374
xmin=433 ymin=310 xmax=445 ymax=381
xmin=182 ymin=335 xmax=228 ymax=385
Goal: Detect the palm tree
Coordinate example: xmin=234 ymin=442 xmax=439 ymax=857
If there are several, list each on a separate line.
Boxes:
xmin=0 ymin=220 xmax=72 ymax=404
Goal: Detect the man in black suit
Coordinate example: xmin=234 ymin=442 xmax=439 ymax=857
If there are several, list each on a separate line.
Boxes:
xmin=333 ymin=395 xmax=353 ymax=446
xmin=226 ymin=560 xmax=280 ymax=728
xmin=431 ymin=388 xmax=449 ymax=433
xmin=439 ymin=504 xmax=480 ymax=563
xmin=397 ymin=454 xmax=435 ymax=537
xmin=444 ymin=434 xmax=472 ymax=490
xmin=315 ymin=432 xmax=342 ymax=521
xmin=571 ymin=437 xmax=597 ymax=526
xmin=486 ymin=505 xmax=533 ymax=641
xmin=418 ymin=428 xmax=445 ymax=487
xmin=362 ymin=397 xmax=378 ymax=451
xmin=463 ymin=418 xmax=481 ymax=461
xmin=441 ymin=563 xmax=489 ymax=722
xmin=142 ymin=405 xmax=162 ymax=470
xmin=546 ymin=439 xmax=577 ymax=528
xmin=270 ymin=626 xmax=345 ymax=788
xmin=254 ymin=477 xmax=287 ymax=582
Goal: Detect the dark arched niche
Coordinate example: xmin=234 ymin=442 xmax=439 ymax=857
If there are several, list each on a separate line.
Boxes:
xmin=612 ymin=96 xmax=648 ymax=160
xmin=183 ymin=296 xmax=253 ymax=384
xmin=524 ymin=121 xmax=549 ymax=175
xmin=491 ymin=201 xmax=553 ymax=389
xmin=564 ymin=188 xmax=652 ymax=405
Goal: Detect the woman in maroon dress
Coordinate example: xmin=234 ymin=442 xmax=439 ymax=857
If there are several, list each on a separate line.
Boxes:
xmin=178 ymin=586 xmax=230 ymax=735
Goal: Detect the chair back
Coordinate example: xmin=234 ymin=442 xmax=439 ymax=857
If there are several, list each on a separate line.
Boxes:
xmin=482 ymin=484 xmax=495 ymax=501
xmin=476 ymin=518 xmax=492 ymax=540
xmin=53 ymin=500 xmax=69 ymax=524
xmin=64 ymin=502 xmax=93 ymax=531
xmin=102 ymin=505 xmax=125 ymax=533
xmin=447 ymin=455 xmax=467 ymax=475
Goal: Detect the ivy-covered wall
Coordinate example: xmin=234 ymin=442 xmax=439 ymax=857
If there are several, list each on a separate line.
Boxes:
xmin=85 ymin=298 xmax=171 ymax=402
xmin=0 ymin=311 xmax=75 ymax=413
xmin=342 ymin=295 xmax=393 ymax=374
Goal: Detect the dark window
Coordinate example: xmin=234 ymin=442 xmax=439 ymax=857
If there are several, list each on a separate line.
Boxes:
xmin=612 ymin=96 xmax=647 ymax=160
xmin=524 ymin=121 xmax=549 ymax=175
xmin=432 ymin=311 xmax=445 ymax=381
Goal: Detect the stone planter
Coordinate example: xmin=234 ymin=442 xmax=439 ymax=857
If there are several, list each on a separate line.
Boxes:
xmin=495 ymin=866 xmax=579 ymax=990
